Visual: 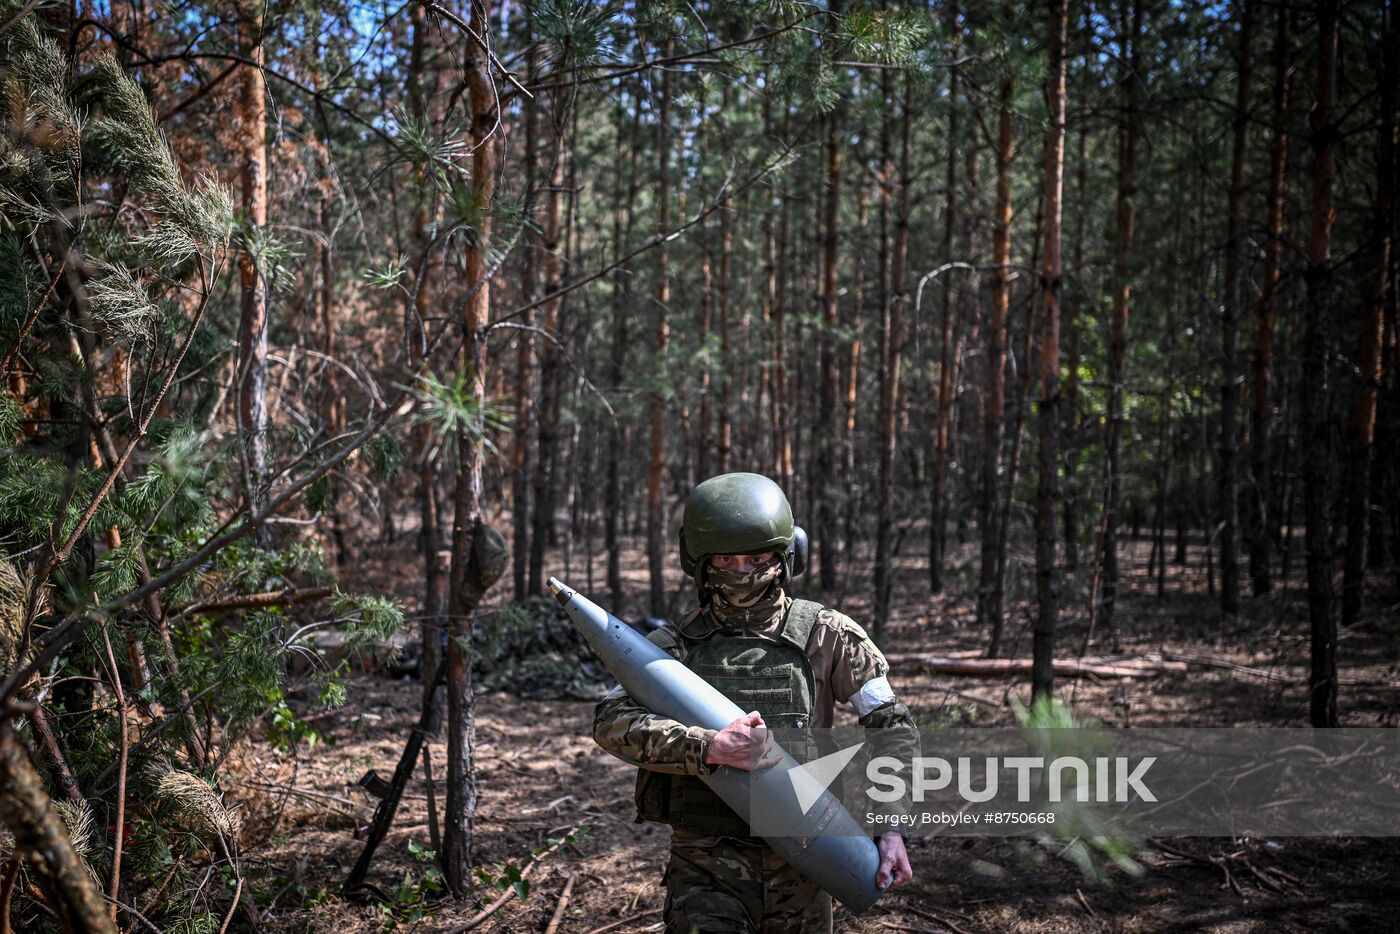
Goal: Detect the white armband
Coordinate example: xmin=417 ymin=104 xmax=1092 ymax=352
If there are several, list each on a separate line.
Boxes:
xmin=851 ymin=675 xmax=897 ymax=717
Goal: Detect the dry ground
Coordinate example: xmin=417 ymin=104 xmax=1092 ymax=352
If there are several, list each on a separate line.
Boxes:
xmin=225 ymin=526 xmax=1400 ymax=933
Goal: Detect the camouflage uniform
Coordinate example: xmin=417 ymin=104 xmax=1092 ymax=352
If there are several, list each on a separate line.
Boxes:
xmin=594 ymin=595 xmax=918 ymax=934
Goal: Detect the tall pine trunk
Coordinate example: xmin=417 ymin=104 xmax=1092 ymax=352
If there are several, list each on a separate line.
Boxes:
xmin=1250 ymin=5 xmax=1292 ymax=597
xmin=1101 ymin=0 xmax=1140 ymax=645
xmin=980 ymin=76 xmax=1014 ymax=657
xmin=443 ymin=0 xmax=498 ymax=894
xmin=647 ymin=51 xmax=673 ymax=618
xmin=717 ymin=88 xmax=734 ymax=474
xmin=529 ymin=85 xmax=574 ymax=596
xmin=512 ymin=42 xmax=539 ymax=603
xmin=406 ymin=7 xmax=448 ymax=704
xmin=236 ymin=3 xmax=270 ymax=536
xmin=1303 ymin=0 xmax=1339 ymax=728
xmin=1033 ymin=0 xmax=1069 ymax=701
xmin=930 ymin=1 xmax=962 ymax=594
xmin=1220 ymin=0 xmax=1254 ymax=617
xmin=874 ymin=74 xmax=912 ymax=638
xmin=1064 ymin=72 xmax=1088 ymax=573
xmin=817 ymin=109 xmax=843 ymax=592
xmin=608 ymin=84 xmax=642 ymax=609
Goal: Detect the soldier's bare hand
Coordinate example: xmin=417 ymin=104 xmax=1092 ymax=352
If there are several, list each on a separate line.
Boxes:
xmin=876 ymin=833 xmax=913 ymax=889
xmin=706 ymin=711 xmax=780 ymax=771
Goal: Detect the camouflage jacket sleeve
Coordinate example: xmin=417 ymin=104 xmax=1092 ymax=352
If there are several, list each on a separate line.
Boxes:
xmin=822 ymin=610 xmax=921 ymax=827
xmin=591 ymin=621 xmax=716 ymax=777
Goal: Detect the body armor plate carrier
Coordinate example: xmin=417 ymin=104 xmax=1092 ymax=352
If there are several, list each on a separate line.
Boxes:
xmin=634 ymin=599 xmax=824 ymax=838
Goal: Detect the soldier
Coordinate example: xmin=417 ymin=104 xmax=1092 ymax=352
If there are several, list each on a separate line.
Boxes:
xmin=594 ymin=472 xmax=918 ymax=933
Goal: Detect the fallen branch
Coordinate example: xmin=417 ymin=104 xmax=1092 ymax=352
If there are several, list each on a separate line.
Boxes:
xmin=544 ymin=873 xmax=576 ymax=934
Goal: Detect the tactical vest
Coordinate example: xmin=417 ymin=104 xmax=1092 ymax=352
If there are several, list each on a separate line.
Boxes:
xmin=634 ymin=598 xmax=824 ymax=837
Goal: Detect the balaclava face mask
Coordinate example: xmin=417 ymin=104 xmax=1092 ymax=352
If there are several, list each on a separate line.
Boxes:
xmin=703 ymin=554 xmax=786 ymax=632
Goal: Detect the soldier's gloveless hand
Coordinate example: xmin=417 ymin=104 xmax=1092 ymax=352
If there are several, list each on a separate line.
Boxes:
xmin=705 ymin=711 xmax=781 ymax=771
xmin=876 ymin=833 xmax=914 ymax=889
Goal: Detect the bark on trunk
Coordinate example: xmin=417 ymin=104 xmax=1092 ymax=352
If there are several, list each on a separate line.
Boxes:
xmin=646 ymin=49 xmax=673 ymax=618
xmin=407 ymin=3 xmax=447 ymax=722
xmin=1101 ymin=0 xmax=1140 ymax=645
xmin=512 ymin=42 xmax=539 ymax=604
xmin=1064 ymin=68 xmax=1088 ymax=573
xmin=528 ymin=83 xmax=574 ymax=596
xmin=1033 ymin=0 xmax=1069 ymax=702
xmin=607 ymin=84 xmax=642 ymax=609
xmin=1303 ymin=0 xmax=1339 ymax=728
xmin=717 ymin=89 xmax=734 ymax=474
xmin=980 ymin=76 xmax=1014 ymax=657
xmin=443 ymin=0 xmax=498 ymax=894
xmin=1219 ymin=0 xmax=1254 ymax=617
xmin=1250 ymin=4 xmax=1292 ymax=597
xmin=874 ymin=75 xmax=912 ymax=639
xmin=817 ymin=109 xmax=843 ymax=593
xmin=236 ymin=4 xmax=270 ymax=539
xmin=930 ymin=0 xmax=961 ymax=594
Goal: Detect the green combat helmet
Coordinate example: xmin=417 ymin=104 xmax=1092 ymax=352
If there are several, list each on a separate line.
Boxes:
xmin=678 ymin=473 xmax=808 ymax=584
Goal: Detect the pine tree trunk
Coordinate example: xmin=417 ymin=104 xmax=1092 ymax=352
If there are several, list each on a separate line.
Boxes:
xmin=697 ymin=132 xmax=714 ymax=485
xmin=1101 ymin=0 xmax=1140 ymax=645
xmin=717 ymin=89 xmax=734 ymax=474
xmin=1033 ymin=0 xmax=1069 ymax=702
xmin=980 ymin=76 xmax=1014 ymax=657
xmin=443 ymin=0 xmax=498 ymax=894
xmin=1342 ymin=6 xmax=1394 ymax=628
xmin=930 ymin=0 xmax=962 ymax=594
xmin=1250 ymin=5 xmax=1292 ymax=597
xmin=512 ymin=42 xmax=539 ymax=603
xmin=647 ymin=50 xmax=673 ymax=618
xmin=843 ymin=180 xmax=868 ymax=564
xmin=405 ymin=7 xmax=449 ymax=708
xmin=817 ymin=109 xmax=843 ymax=593
xmin=529 ymin=85 xmax=574 ymax=595
xmin=1303 ymin=0 xmax=1339 ymax=728
xmin=875 ymin=74 xmax=912 ymax=638
xmin=1158 ymin=206 xmax=1184 ymax=599
xmin=236 ymin=3 xmax=270 ymax=538
xmin=774 ymin=157 xmax=794 ymax=491
xmin=608 ymin=84 xmax=642 ymax=609
xmin=1064 ymin=80 xmax=1088 ymax=573
xmin=1220 ymin=0 xmax=1254 ymax=617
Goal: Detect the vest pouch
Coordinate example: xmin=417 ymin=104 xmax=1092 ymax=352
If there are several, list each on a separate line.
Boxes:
xmin=634 ymin=767 xmax=671 ymax=824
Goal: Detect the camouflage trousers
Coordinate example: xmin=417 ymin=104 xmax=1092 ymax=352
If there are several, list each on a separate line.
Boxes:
xmin=663 ymin=836 xmax=833 ymax=934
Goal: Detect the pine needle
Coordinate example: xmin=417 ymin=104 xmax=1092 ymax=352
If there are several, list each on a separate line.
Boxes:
xmin=154 ymin=769 xmax=242 ymax=841
xmin=53 ymin=797 xmax=97 ymax=862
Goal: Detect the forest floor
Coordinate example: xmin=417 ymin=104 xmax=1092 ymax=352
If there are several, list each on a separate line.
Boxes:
xmin=225 ymin=524 xmax=1400 ymax=933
